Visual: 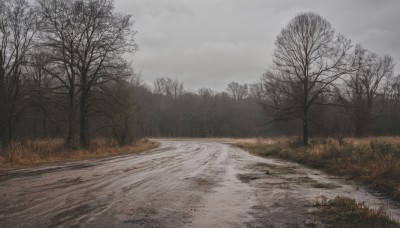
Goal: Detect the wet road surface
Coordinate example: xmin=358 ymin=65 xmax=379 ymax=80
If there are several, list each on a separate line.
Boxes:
xmin=1 ymin=140 xmax=400 ymax=227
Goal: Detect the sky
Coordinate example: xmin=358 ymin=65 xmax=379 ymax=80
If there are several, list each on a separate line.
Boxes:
xmin=114 ymin=0 xmax=400 ymax=91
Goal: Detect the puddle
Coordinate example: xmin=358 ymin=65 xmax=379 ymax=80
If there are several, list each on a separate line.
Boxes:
xmin=188 ymin=163 xmax=255 ymax=227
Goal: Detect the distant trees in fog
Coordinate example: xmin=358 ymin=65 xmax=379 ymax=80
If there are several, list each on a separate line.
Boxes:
xmin=1 ymin=4 xmax=399 ymax=150
xmin=126 ymin=76 xmax=266 ymax=138
xmin=126 ymin=67 xmax=399 ymax=139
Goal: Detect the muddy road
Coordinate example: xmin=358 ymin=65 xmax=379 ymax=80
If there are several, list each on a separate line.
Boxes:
xmin=1 ymin=140 xmax=400 ymax=227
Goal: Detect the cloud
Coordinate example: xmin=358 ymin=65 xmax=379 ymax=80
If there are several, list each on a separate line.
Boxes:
xmin=115 ymin=0 xmax=400 ymax=90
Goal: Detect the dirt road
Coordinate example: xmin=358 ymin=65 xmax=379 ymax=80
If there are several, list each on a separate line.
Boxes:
xmin=1 ymin=140 xmax=399 ymax=227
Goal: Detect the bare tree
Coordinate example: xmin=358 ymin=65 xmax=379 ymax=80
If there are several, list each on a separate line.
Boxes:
xmin=0 ymin=0 xmax=37 ymax=147
xmin=249 ymin=82 xmax=263 ymax=100
xmin=37 ymin=0 xmax=79 ymax=147
xmin=262 ymin=12 xmax=351 ymax=145
xmin=37 ymin=0 xmax=136 ymax=148
xmin=339 ymin=45 xmax=394 ymax=136
xmin=25 ymin=53 xmax=54 ymax=138
xmin=226 ymin=82 xmax=248 ymax=102
xmin=100 ymin=80 xmax=134 ymax=145
xmin=153 ymin=78 xmax=184 ymax=98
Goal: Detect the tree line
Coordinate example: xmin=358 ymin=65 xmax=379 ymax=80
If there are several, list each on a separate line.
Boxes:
xmin=1 ymin=3 xmax=399 ymax=150
xmin=0 ymin=0 xmax=136 ymax=149
xmin=126 ymin=13 xmax=400 ymax=144
xmin=122 ymin=65 xmax=399 ymax=141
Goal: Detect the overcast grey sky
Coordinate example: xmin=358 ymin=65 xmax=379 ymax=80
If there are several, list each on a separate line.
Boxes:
xmin=115 ymin=0 xmax=400 ymax=91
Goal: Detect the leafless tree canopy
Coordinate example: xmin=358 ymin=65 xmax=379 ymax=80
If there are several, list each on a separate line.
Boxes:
xmin=36 ymin=0 xmax=136 ymax=148
xmin=261 ymin=12 xmax=352 ymax=145
xmin=0 ymin=0 xmax=37 ymax=147
xmin=226 ymin=82 xmax=248 ymax=102
xmin=338 ymin=45 xmax=394 ymax=136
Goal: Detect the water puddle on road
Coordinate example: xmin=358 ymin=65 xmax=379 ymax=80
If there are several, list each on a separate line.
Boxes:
xmin=188 ymin=164 xmax=255 ymax=228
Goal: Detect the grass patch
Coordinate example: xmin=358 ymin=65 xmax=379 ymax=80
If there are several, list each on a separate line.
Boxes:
xmin=237 ymin=137 xmax=400 ymax=201
xmin=0 ymin=138 xmax=160 ymax=170
xmin=316 ymin=196 xmax=399 ymax=227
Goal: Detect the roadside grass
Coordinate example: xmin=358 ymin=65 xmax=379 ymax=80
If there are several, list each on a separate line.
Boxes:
xmin=0 ymin=138 xmax=159 ymax=170
xmin=237 ymin=136 xmax=400 ymax=201
xmin=238 ymin=137 xmax=400 ymax=226
xmin=315 ymin=196 xmax=399 ymax=227
xmin=153 ymin=137 xmax=258 ymax=144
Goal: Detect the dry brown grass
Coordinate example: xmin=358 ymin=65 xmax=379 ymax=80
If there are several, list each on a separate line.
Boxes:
xmin=317 ymin=196 xmax=399 ymax=227
xmin=0 ymin=138 xmax=159 ymax=170
xmin=237 ymin=136 xmax=400 ymax=201
xmin=152 ymin=137 xmax=259 ymax=144
xmin=345 ymin=136 xmax=400 ymax=145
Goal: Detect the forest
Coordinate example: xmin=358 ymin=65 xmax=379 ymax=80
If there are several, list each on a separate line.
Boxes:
xmin=1 ymin=0 xmax=400 ymax=151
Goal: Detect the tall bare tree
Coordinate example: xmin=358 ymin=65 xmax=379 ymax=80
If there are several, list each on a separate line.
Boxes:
xmin=37 ymin=0 xmax=136 ymax=148
xmin=262 ymin=12 xmax=352 ymax=145
xmin=0 ymin=0 xmax=37 ymax=147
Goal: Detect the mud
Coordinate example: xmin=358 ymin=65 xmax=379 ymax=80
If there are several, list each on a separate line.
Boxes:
xmin=0 ymin=140 xmax=399 ymax=227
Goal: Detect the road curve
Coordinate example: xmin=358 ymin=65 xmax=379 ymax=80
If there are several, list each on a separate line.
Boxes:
xmin=1 ymin=140 xmax=399 ymax=227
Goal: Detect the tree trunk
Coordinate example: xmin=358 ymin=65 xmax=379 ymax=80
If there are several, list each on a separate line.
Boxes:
xmin=66 ymin=86 xmax=77 ymax=148
xmin=355 ymin=123 xmax=362 ymax=137
xmin=80 ymin=89 xmax=89 ymax=148
xmin=0 ymin=53 xmax=8 ymax=149
xmin=42 ymin=110 xmax=47 ymax=138
xmin=0 ymin=103 xmax=7 ymax=150
xmin=0 ymin=109 xmax=7 ymax=149
xmin=303 ymin=79 xmax=309 ymax=146
xmin=303 ymin=117 xmax=308 ymax=146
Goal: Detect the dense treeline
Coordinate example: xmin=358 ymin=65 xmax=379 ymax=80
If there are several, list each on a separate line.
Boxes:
xmin=1 ymin=2 xmax=399 ymax=150
xmin=0 ymin=0 xmax=136 ymax=149
xmin=124 ymin=70 xmax=399 ymax=139
xmin=129 ymin=78 xmax=269 ymax=138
